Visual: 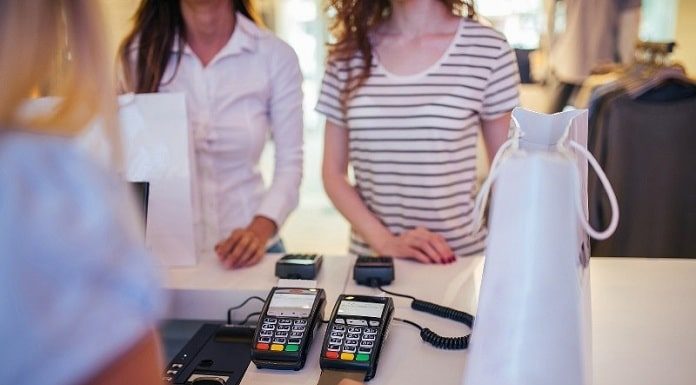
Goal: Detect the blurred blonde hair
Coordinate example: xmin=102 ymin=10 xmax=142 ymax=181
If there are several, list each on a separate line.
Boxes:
xmin=0 ymin=0 xmax=118 ymax=142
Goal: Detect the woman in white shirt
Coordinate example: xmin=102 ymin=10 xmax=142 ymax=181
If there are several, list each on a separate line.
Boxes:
xmin=0 ymin=1 xmax=163 ymax=384
xmin=119 ymin=0 xmax=303 ymax=268
xmin=318 ymin=0 xmax=520 ymax=263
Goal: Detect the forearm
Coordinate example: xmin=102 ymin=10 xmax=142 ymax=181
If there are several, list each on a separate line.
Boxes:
xmin=247 ymin=215 xmax=277 ymax=240
xmin=323 ymin=172 xmax=393 ymax=253
xmin=481 ymin=112 xmax=512 ymax=165
xmin=261 ymin=39 xmax=303 ymax=227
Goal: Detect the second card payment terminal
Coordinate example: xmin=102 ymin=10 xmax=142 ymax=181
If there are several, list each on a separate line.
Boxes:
xmin=320 ymin=295 xmax=394 ymax=381
xmin=251 ymin=287 xmax=326 ymax=370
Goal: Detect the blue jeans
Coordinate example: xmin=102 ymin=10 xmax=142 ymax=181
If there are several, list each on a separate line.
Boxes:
xmin=266 ymin=239 xmax=286 ymax=253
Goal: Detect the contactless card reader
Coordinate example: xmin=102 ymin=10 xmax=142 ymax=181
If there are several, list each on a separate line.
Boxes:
xmin=275 ymin=254 xmax=323 ymax=280
xmin=353 ymin=256 xmax=394 ymax=286
xmin=251 ymin=287 xmax=326 ymax=370
xmin=320 ymin=295 xmax=394 ymax=381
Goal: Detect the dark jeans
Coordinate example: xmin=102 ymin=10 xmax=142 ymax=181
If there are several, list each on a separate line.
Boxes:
xmin=266 ymin=239 xmax=286 ymax=253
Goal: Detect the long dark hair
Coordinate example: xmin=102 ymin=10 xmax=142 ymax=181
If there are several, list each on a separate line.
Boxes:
xmin=118 ymin=0 xmax=259 ymax=93
xmin=326 ymin=0 xmax=476 ymax=106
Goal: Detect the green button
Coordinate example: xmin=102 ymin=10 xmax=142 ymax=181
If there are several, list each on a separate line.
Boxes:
xmin=356 ymin=354 xmax=370 ymax=362
xmin=285 ymin=344 xmax=299 ymax=352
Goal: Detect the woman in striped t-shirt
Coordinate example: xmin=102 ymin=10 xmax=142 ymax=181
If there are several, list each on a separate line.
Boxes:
xmin=317 ymin=0 xmax=520 ymax=263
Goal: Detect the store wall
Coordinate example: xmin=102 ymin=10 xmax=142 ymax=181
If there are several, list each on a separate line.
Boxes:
xmin=674 ymin=0 xmax=696 ymax=74
xmin=99 ymin=0 xmax=139 ymax=60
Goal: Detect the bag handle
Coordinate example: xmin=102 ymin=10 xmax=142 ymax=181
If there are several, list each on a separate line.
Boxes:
xmin=471 ymin=137 xmax=515 ymax=233
xmin=471 ymin=139 xmax=619 ymax=241
xmin=568 ymin=140 xmax=619 ymax=240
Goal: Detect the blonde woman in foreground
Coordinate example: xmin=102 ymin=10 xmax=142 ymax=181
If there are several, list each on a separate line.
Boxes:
xmin=0 ymin=1 xmax=164 ymax=384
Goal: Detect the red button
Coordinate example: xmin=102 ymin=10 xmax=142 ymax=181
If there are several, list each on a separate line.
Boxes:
xmin=256 ymin=343 xmax=270 ymax=350
xmin=325 ymin=351 xmax=339 ymax=359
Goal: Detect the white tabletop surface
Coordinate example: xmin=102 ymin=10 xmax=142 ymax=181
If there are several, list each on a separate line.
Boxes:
xmin=162 ymin=254 xmax=353 ymax=320
xmin=162 ymin=256 xmax=696 ymax=385
xmin=239 ymin=256 xmax=484 ymax=385
xmin=591 ymin=257 xmax=696 ymax=385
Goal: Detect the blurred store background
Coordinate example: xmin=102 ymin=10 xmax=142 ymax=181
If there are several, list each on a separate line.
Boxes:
xmin=99 ymin=0 xmax=695 ymax=255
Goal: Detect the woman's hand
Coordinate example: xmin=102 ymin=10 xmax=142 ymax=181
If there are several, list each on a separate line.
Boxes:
xmin=376 ymin=227 xmax=455 ymax=264
xmin=215 ymin=216 xmax=277 ymax=269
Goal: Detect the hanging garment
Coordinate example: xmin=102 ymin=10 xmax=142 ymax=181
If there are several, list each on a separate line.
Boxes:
xmin=589 ymin=89 xmax=696 ymax=257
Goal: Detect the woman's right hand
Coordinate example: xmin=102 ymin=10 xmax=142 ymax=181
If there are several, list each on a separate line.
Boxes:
xmin=376 ymin=227 xmax=455 ymax=264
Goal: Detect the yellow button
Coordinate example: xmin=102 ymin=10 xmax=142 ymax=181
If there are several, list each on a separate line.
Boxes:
xmin=271 ymin=344 xmax=284 ymax=351
xmin=340 ymin=353 xmax=355 ymax=361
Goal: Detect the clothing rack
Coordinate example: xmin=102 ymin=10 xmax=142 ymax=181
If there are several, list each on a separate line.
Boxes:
xmin=633 ymin=41 xmax=677 ymax=66
xmin=587 ymin=40 xmax=696 ymax=258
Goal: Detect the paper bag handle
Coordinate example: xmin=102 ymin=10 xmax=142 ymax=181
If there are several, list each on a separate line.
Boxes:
xmin=471 ymin=138 xmax=514 ymax=233
xmin=569 ymin=141 xmax=619 ymax=240
xmin=471 ymin=139 xmax=619 ymax=241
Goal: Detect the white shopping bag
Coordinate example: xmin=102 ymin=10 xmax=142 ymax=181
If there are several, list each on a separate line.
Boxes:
xmin=78 ymin=93 xmax=196 ymax=267
xmin=463 ymin=108 xmax=619 ymax=385
xmin=20 ymin=93 xmax=196 ymax=266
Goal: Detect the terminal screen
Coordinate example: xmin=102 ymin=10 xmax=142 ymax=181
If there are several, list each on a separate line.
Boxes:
xmin=337 ymin=300 xmax=385 ymax=319
xmin=268 ymin=290 xmax=316 ymax=317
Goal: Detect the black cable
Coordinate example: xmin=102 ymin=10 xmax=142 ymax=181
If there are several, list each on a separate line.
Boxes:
xmin=236 ymin=311 xmax=261 ymax=326
xmin=393 ymin=317 xmax=421 ymax=330
xmin=380 ymin=286 xmax=474 ymax=350
xmin=226 ymin=296 xmax=265 ymax=325
xmin=377 ymin=285 xmax=416 ymax=301
xmin=411 ymin=299 xmax=474 ymax=327
xmin=394 ymin=316 xmax=471 ymax=350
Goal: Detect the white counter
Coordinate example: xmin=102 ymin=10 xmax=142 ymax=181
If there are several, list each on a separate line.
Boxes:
xmin=591 ymin=258 xmax=696 ymax=385
xmin=162 ymin=254 xmax=353 ymax=320
xmin=237 ymin=256 xmax=483 ymax=385
xmin=161 ymin=256 xmax=696 ymax=385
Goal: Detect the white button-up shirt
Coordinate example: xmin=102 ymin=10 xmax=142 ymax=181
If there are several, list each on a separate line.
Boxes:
xmin=156 ymin=14 xmax=303 ymax=255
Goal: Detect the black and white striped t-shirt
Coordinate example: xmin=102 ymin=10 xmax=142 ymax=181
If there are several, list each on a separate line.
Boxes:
xmin=316 ymin=18 xmax=520 ymax=257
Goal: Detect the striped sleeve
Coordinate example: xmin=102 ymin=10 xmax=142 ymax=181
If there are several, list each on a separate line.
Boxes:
xmin=481 ymin=39 xmax=520 ymax=120
xmin=315 ymin=59 xmax=347 ymax=127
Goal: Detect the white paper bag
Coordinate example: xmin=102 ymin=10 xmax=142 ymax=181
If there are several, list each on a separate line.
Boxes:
xmin=463 ymin=108 xmax=619 ymax=385
xmin=79 ymin=93 xmax=196 ymax=267
xmin=19 ymin=94 xmax=196 ymax=266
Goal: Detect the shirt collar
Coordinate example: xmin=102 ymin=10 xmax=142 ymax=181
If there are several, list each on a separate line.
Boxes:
xmin=179 ymin=12 xmax=259 ymax=59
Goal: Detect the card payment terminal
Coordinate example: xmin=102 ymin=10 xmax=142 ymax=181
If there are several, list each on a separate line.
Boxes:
xmin=251 ymin=287 xmax=326 ymax=370
xmin=320 ymin=295 xmax=394 ymax=381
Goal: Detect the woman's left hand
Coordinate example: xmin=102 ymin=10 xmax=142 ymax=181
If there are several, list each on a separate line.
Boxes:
xmin=215 ymin=216 xmax=277 ymax=269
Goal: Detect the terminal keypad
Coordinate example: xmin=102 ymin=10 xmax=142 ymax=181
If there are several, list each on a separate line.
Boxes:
xmin=255 ymin=317 xmax=307 ymax=352
xmin=324 ymin=318 xmax=380 ymax=362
